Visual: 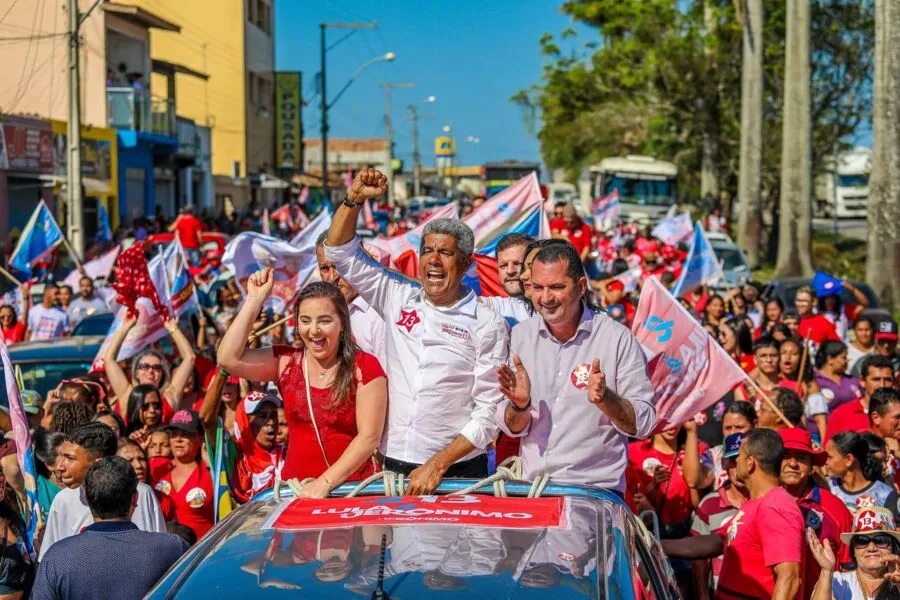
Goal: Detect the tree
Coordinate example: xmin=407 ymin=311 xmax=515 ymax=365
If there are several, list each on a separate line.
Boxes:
xmin=775 ymin=0 xmax=814 ymax=277
xmin=736 ymin=0 xmax=764 ymax=268
xmin=517 ymin=0 xmax=873 ymax=268
xmin=866 ymin=0 xmax=900 ymax=311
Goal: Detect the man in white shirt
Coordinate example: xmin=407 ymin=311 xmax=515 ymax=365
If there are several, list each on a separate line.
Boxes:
xmin=40 ymin=422 xmax=166 ymax=560
xmin=480 ymin=234 xmax=534 ymax=328
xmin=325 ymin=168 xmax=509 ymax=494
xmin=26 ymin=283 xmax=69 ymax=341
xmin=496 ymin=242 xmax=656 ymax=492
xmin=67 ymin=276 xmax=110 ymax=326
xmin=315 ymin=231 xmax=387 ymax=367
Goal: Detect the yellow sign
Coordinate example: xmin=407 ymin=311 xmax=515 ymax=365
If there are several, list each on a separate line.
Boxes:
xmin=434 ymin=136 xmax=455 ymax=157
xmin=275 ymin=72 xmax=302 ymax=170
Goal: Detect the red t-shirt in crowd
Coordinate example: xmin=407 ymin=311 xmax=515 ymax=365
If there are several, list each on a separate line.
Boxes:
xmin=1 ymin=322 xmax=26 ymax=344
xmin=549 ymin=217 xmax=593 ymax=256
xmin=626 ymin=440 xmax=709 ymax=526
xmin=274 ymin=345 xmax=385 ymax=481
xmin=174 ymin=214 xmax=203 ymax=249
xmin=823 ymin=398 xmax=870 ymax=444
xmin=716 ymin=486 xmax=804 ymax=599
xmin=738 ymin=354 xmax=756 ymax=374
xmin=797 ymin=486 xmax=844 ymax=600
xmin=798 ymin=314 xmax=840 ymax=345
xmin=150 ymin=457 xmax=215 ymax=539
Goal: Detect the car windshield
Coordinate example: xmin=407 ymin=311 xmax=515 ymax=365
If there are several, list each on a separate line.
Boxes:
xmin=71 ymin=313 xmax=113 ymax=336
xmin=0 ymin=361 xmax=94 ymax=408
xmin=153 ymin=495 xmax=653 ymax=599
xmin=712 ymin=246 xmax=746 ymax=271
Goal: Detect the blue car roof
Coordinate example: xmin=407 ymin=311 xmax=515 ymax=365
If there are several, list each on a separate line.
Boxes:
xmin=6 ymin=336 xmax=105 ymax=362
xmin=148 ymin=481 xmax=674 ymax=599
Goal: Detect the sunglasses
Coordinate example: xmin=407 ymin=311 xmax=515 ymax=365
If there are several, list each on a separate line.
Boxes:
xmin=137 ymin=363 xmax=164 ymax=372
xmin=141 ymin=402 xmax=162 ymax=410
xmin=851 ymin=534 xmax=894 ymax=549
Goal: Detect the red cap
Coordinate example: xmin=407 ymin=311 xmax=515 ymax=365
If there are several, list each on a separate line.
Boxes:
xmin=606 ymin=280 xmax=625 ymax=293
xmin=778 ymin=427 xmax=827 ymax=466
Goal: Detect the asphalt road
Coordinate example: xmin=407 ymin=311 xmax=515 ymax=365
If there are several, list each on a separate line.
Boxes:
xmin=812 ymin=218 xmax=867 ymax=240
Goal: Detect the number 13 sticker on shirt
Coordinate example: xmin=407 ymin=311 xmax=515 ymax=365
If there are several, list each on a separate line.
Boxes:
xmin=570 ymin=364 xmax=591 ymax=390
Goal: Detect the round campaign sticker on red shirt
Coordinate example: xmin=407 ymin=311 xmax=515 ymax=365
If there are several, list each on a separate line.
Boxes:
xmin=641 ymin=457 xmax=663 ymax=476
xmin=570 ymin=364 xmax=591 ymax=390
xmin=186 ymin=487 xmax=208 ymax=509
xmin=155 ymin=480 xmax=172 ymax=496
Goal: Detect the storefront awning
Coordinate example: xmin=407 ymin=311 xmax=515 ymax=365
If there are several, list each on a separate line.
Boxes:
xmin=250 ymin=173 xmax=290 ymax=190
xmin=42 ymin=175 xmax=113 ymax=196
xmin=102 ymin=3 xmax=180 ymax=32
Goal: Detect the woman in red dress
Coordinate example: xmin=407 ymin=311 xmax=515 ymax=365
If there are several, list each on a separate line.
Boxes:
xmin=218 ymin=268 xmax=388 ymax=499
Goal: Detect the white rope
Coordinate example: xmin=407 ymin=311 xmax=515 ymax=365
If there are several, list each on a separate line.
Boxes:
xmin=497 ymin=456 xmax=523 ymax=479
xmin=527 ymin=474 xmax=550 ymax=498
xmin=273 ymin=477 xmax=315 ymax=502
xmin=450 ymin=465 xmax=520 ymax=497
xmin=345 ymin=470 xmax=406 ymax=498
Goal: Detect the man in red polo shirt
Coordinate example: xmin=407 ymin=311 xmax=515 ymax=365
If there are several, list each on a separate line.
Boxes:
xmin=824 ymin=355 xmax=895 ymax=443
xmin=716 ymin=428 xmax=802 ymax=600
xmin=549 ymin=204 xmax=592 ymax=262
xmin=778 ymin=427 xmax=851 ymax=600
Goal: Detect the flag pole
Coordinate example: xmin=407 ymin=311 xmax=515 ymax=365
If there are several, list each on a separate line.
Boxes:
xmin=60 ymin=236 xmax=86 ymax=274
xmin=797 ymin=333 xmax=812 ymax=400
xmin=249 ymin=314 xmax=292 ymax=341
xmin=743 ymin=377 xmax=795 ymax=428
xmin=0 ymin=266 xmax=23 ymax=288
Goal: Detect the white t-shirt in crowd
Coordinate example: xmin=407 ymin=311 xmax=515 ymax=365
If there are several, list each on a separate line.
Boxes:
xmin=39 ymin=482 xmax=166 ymax=560
xmin=820 ymin=571 xmax=875 ymax=600
xmin=26 ymin=305 xmax=69 ymax=340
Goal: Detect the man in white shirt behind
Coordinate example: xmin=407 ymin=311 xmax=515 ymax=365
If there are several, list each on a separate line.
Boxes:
xmin=40 ymin=422 xmax=166 ymax=560
xmin=26 ymin=284 xmax=69 ymax=341
xmin=496 ymin=242 xmax=656 ymax=493
xmin=324 ymin=168 xmax=509 ymax=495
xmin=315 ymin=231 xmax=387 ymax=367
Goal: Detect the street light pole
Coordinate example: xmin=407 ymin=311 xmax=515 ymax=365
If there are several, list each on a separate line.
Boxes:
xmin=67 ymin=0 xmax=84 ymax=257
xmin=379 ymin=82 xmax=413 ymax=206
xmin=407 ymin=96 xmax=435 ymax=198
xmin=319 ymin=21 xmax=378 ymax=204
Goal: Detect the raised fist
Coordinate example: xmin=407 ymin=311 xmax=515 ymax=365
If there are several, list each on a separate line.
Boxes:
xmin=348 ymin=168 xmax=388 ymax=203
xmin=247 ymin=267 xmax=275 ymax=300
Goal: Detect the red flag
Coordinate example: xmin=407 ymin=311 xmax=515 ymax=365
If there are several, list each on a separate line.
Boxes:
xmin=393 ymin=250 xmax=419 ymax=278
xmin=111 ymin=242 xmax=168 ymax=320
xmin=473 ymin=254 xmax=508 ymax=297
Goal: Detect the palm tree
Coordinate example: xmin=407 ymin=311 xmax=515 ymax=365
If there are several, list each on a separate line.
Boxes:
xmin=866 ymin=0 xmax=900 ymax=310
xmin=736 ymin=0 xmax=764 ymax=268
xmin=775 ymin=0 xmax=814 ymax=277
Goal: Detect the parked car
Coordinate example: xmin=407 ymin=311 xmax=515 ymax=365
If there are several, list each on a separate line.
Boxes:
xmin=704 ymin=232 xmax=752 ymax=288
xmin=0 ymin=336 xmax=104 ymax=407
xmin=762 ymin=277 xmax=889 ymax=320
xmin=145 ymin=232 xmax=230 ymax=255
xmin=147 ymin=480 xmax=679 ymax=598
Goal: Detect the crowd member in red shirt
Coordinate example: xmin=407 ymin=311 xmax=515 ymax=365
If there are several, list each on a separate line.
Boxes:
xmin=719 ymin=318 xmax=756 ymax=374
xmin=0 ymin=302 xmax=26 ymax=344
xmin=777 ymin=427 xmax=852 ymax=599
xmin=150 ymin=409 xmax=214 ymax=539
xmin=600 ymin=279 xmax=635 ymax=326
xmin=690 ymin=433 xmax=750 ymax=600
xmin=549 ymin=204 xmax=592 ymax=261
xmin=168 ymin=205 xmax=204 ymax=266
xmin=716 ymin=428 xmax=803 ymax=599
xmin=794 ymin=286 xmax=840 ymax=345
xmin=825 ymin=355 xmax=896 ymax=443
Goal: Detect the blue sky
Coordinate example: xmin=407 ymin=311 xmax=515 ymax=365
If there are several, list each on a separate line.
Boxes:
xmin=274 ymin=1 xmax=583 ymax=169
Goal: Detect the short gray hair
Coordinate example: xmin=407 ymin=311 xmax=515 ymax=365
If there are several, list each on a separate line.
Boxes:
xmin=421 ymin=218 xmax=474 ymax=257
xmin=315 ymin=231 xmax=328 ymax=247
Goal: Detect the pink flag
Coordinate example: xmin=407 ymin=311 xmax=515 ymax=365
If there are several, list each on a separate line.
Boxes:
xmin=366 ymin=202 xmax=459 ymax=276
xmin=362 ymin=199 xmax=376 ymax=230
xmin=270 ymin=203 xmax=293 ymax=228
xmin=464 ymin=172 xmax=547 ymax=253
xmin=63 ymin=245 xmax=121 ymax=289
xmin=632 ymin=276 xmax=747 ymax=433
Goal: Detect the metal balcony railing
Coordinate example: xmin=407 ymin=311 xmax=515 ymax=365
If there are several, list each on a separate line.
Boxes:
xmin=107 ymin=87 xmax=176 ymax=137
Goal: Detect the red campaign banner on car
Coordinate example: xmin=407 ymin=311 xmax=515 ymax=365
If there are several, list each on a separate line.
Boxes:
xmin=265 ymin=495 xmax=568 ymax=530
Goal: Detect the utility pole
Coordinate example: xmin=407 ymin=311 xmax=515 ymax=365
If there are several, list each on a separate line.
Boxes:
xmin=319 ymin=21 xmax=377 ymax=204
xmin=409 ymin=104 xmax=421 ymax=197
xmin=67 ymin=0 xmax=84 ymax=258
xmin=378 ymin=82 xmax=413 ymax=206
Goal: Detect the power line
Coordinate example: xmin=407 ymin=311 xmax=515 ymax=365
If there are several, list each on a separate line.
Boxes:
xmin=7 ymin=0 xmax=47 ymax=112
xmin=0 ymin=0 xmax=21 ymax=29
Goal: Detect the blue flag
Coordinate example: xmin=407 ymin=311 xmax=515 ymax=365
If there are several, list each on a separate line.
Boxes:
xmin=8 ymin=201 xmax=64 ymax=277
xmin=96 ymin=201 xmax=112 ymax=242
xmin=671 ymin=222 xmax=724 ymax=298
xmin=813 ymin=270 xmax=844 ymax=298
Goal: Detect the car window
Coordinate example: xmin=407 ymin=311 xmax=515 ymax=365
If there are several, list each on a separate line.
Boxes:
xmin=0 ymin=361 xmax=94 ymax=407
xmin=711 ymin=246 xmax=747 ymax=271
xmin=72 ymin=313 xmax=114 ymax=336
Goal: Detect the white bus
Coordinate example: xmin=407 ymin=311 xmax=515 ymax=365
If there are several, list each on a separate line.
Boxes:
xmin=589 ymin=155 xmax=678 ymax=225
xmin=814 ymin=147 xmax=871 ymax=219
